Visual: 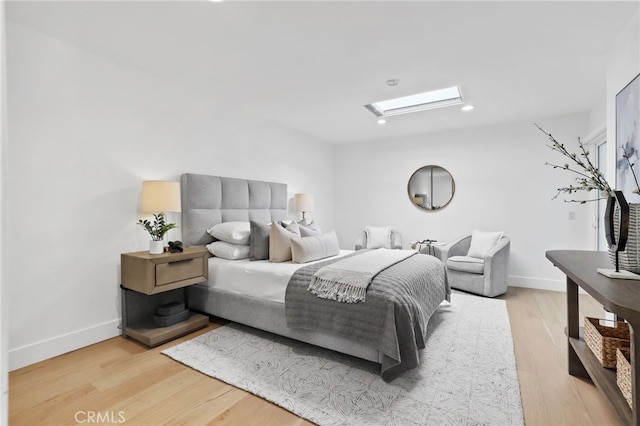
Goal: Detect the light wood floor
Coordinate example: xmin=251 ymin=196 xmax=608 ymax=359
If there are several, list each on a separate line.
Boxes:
xmin=9 ymin=287 xmax=620 ymax=425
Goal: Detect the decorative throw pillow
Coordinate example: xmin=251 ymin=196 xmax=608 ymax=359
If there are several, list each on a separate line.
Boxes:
xmin=269 ymin=222 xmax=301 ymax=262
xmin=206 ymin=241 xmax=250 ymax=260
xmin=207 ymin=221 xmax=251 ymax=244
xmin=291 ymin=230 xmax=340 ymax=263
xmin=297 ymin=220 xmax=322 ymax=234
xmin=299 ymin=222 xmax=322 ymax=238
xmin=365 ymin=226 xmax=392 ymax=249
xmin=249 ymin=221 xmax=271 ymax=261
xmin=467 ymin=230 xmax=504 ymax=258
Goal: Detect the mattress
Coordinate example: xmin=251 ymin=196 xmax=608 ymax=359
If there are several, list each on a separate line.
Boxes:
xmin=204 ymin=250 xmax=353 ymax=304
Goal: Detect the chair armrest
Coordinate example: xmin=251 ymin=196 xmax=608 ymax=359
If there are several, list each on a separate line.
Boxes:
xmin=432 ymin=243 xmax=451 ymax=262
xmin=391 ymin=230 xmax=402 ymax=249
xmin=447 ymin=235 xmax=472 ymax=258
xmin=483 ymin=237 xmax=511 ymax=275
xmin=355 ymin=231 xmax=365 ymax=250
xmin=484 ymin=236 xmax=510 ymax=259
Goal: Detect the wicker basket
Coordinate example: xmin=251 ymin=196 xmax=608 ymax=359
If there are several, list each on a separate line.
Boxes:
xmin=617 ymin=348 xmax=632 ymax=408
xmin=584 ymin=317 xmax=630 ymax=368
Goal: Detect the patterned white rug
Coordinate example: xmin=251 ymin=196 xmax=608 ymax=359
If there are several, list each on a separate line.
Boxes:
xmin=163 ymin=292 xmax=524 ymax=425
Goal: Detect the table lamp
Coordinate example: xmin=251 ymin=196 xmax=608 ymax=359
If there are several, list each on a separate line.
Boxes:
xmin=294 ymin=193 xmax=314 ymax=225
xmin=140 ymin=181 xmax=181 ymax=254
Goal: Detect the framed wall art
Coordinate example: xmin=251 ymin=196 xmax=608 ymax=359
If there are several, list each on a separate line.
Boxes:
xmin=616 ymin=73 xmax=640 ymax=202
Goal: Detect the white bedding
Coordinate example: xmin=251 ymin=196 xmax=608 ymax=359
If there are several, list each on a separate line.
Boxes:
xmin=205 ymin=250 xmax=353 ymax=304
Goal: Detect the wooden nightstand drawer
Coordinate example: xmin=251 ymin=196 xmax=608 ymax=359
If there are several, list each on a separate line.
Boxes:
xmin=121 ymin=246 xmax=209 ymax=295
xmin=156 ymin=257 xmax=204 ymax=286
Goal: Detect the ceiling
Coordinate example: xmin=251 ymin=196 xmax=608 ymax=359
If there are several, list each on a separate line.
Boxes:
xmin=5 ymin=1 xmax=639 ymax=144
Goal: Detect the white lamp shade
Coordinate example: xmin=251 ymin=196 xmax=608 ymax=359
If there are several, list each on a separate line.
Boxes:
xmin=294 ymin=193 xmax=314 ymax=212
xmin=141 ymin=181 xmax=181 ymax=213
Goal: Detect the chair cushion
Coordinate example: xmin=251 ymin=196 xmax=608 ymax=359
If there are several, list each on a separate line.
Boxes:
xmin=447 ymin=255 xmax=485 ymax=274
xmin=365 ymin=226 xmax=392 ymax=249
xmin=468 ymin=230 xmax=504 ymax=258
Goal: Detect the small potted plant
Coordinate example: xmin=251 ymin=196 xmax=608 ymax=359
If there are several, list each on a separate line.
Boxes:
xmin=137 ymin=212 xmax=177 ymax=254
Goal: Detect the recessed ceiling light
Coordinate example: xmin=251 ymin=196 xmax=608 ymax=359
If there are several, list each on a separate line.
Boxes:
xmin=461 ymin=105 xmax=475 ymax=111
xmin=377 ymin=118 xmax=387 ymax=125
xmin=365 ymin=86 xmax=464 ymax=118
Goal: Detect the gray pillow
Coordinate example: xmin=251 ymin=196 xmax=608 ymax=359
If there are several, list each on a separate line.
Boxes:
xmin=249 ymin=221 xmax=271 ymax=260
xmin=299 ymin=223 xmax=322 ymax=237
xmin=291 ymin=230 xmax=340 ymax=263
xmin=298 ymin=220 xmax=322 ymax=234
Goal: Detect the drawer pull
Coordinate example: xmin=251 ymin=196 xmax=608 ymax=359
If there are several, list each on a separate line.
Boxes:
xmin=167 ymin=259 xmax=194 ymax=266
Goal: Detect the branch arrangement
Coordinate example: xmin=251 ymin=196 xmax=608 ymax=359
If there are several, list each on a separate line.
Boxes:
xmin=537 ymin=124 xmax=612 ymax=204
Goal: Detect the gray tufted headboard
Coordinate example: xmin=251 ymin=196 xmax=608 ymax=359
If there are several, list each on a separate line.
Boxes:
xmin=181 ymin=173 xmax=288 ymax=246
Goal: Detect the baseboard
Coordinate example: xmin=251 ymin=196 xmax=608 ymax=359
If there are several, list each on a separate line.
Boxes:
xmin=508 ymin=275 xmax=565 ymax=292
xmin=9 ymin=319 xmax=120 ymax=371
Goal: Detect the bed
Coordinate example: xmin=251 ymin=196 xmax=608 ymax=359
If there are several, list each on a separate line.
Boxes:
xmin=182 ymin=173 xmax=449 ymax=381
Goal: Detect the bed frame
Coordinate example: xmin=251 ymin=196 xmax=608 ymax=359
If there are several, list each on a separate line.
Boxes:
xmin=182 ymin=173 xmax=382 ymax=363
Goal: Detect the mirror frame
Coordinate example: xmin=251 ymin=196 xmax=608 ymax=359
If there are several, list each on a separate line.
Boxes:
xmin=407 ymin=165 xmax=455 ymax=211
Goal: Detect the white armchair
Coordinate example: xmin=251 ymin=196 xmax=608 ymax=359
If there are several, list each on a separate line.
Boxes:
xmin=440 ymin=233 xmax=510 ymax=297
xmin=355 ymin=229 xmax=403 ymax=250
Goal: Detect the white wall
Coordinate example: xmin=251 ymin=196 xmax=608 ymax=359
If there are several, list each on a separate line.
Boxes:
xmin=1 ymin=1 xmax=8 ymax=423
xmin=333 ymin=114 xmax=593 ymax=291
xmin=5 ymin=21 xmax=335 ymax=370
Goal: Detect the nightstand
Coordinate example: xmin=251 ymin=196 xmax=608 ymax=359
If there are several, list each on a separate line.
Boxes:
xmin=120 ymin=246 xmax=210 ymax=347
xmin=411 ymin=240 xmax=448 ymax=262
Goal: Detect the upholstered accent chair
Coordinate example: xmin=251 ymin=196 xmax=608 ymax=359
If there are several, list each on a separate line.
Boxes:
xmin=355 ymin=227 xmax=403 ymax=250
xmin=441 ymin=232 xmax=510 ymax=297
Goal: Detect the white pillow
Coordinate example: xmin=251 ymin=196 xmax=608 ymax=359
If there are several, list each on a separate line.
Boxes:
xmin=365 ymin=226 xmax=392 ymax=249
xmin=207 ymin=221 xmax=251 ymax=244
xmin=291 ymin=230 xmax=340 ymax=263
xmin=206 ymin=241 xmax=250 ymax=260
xmin=467 ymin=230 xmax=504 ymax=258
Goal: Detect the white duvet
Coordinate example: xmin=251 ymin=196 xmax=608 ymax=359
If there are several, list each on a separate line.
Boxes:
xmin=205 ymin=249 xmax=353 ymax=304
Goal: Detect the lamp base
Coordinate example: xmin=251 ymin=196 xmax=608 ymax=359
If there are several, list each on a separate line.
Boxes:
xmin=597 ymin=268 xmax=640 ymax=280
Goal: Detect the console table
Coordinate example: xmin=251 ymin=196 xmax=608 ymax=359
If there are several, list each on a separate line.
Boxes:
xmin=547 ymin=250 xmax=640 ymax=425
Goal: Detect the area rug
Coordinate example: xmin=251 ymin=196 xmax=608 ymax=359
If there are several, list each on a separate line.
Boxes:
xmin=163 ymin=292 xmax=524 ymax=425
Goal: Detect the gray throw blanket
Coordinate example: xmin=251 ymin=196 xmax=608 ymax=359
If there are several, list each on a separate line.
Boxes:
xmin=285 ymin=250 xmax=450 ymax=382
xmin=308 ymin=249 xmax=415 ymax=303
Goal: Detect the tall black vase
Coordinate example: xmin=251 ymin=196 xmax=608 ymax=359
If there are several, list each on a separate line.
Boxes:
xmin=605 ymin=190 xmax=629 ymax=272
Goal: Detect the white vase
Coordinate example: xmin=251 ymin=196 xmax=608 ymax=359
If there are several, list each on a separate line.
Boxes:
xmin=608 ymin=202 xmax=640 ymax=273
xmin=149 ymin=240 xmax=164 ymax=254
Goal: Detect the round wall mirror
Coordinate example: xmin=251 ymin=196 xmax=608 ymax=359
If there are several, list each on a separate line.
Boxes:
xmin=407 ymin=165 xmax=455 ymax=211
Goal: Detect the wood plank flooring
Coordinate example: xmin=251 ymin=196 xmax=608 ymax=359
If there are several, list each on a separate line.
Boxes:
xmin=9 ymin=287 xmax=620 ymax=425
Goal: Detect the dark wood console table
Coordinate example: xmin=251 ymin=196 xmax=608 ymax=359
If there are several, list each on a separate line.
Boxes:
xmin=547 ymin=250 xmax=640 ymax=425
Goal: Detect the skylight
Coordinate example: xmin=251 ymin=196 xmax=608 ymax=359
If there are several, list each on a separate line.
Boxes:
xmin=365 ymin=86 xmax=464 ymax=118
